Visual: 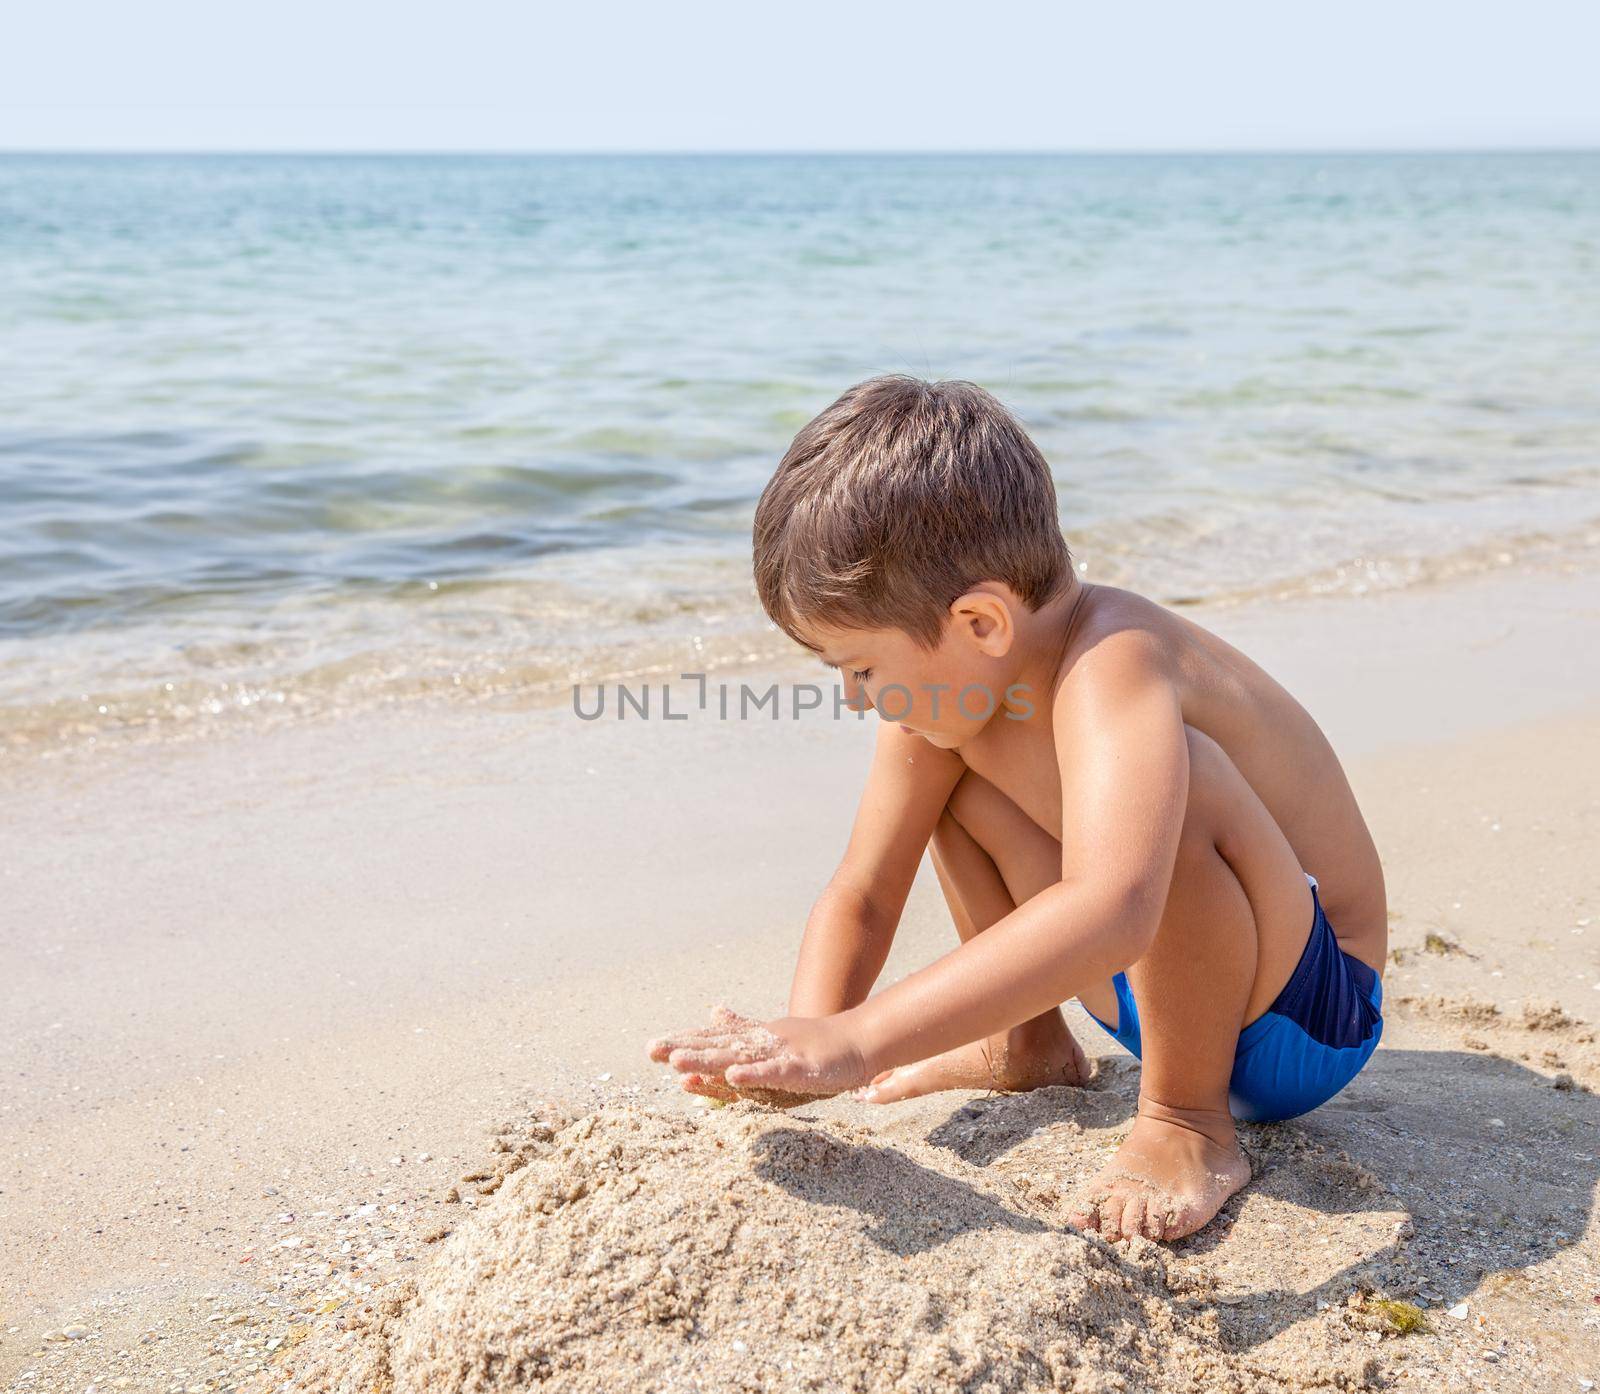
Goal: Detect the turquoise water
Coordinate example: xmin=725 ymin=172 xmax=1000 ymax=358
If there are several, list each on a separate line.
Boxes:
xmin=3 ymin=153 xmax=1598 ymax=746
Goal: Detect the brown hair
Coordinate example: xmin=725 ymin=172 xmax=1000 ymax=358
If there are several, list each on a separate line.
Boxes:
xmin=753 ymin=375 xmax=1074 ymax=649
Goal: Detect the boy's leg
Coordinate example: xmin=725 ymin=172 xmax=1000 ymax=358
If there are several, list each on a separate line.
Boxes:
xmin=862 ymin=779 xmax=1094 ymax=1101
xmin=871 ymin=724 xmax=1317 ymax=1242
xmin=1068 ymin=726 xmax=1318 ymax=1242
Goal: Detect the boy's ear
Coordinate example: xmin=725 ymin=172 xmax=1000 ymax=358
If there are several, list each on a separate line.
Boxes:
xmin=949 ymin=588 xmax=1015 ymax=658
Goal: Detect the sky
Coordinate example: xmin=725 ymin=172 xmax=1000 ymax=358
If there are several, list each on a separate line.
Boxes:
xmin=4 ymin=0 xmax=1598 ymax=153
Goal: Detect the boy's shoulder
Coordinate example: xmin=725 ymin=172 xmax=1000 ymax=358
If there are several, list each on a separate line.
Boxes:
xmin=1045 ymin=583 xmax=1186 ymax=704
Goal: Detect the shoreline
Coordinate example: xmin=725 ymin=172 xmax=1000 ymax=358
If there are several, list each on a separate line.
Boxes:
xmin=3 ymin=557 xmax=1600 ymax=1389
xmin=4 ymin=499 xmax=1597 ymax=761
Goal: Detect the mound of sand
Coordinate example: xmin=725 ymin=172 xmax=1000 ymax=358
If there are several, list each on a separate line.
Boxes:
xmin=288 ymin=1102 xmax=1276 ymax=1394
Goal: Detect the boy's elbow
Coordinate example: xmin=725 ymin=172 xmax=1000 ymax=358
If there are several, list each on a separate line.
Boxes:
xmin=1064 ymin=875 xmax=1165 ymax=972
xmin=1122 ymin=874 xmax=1174 ymax=961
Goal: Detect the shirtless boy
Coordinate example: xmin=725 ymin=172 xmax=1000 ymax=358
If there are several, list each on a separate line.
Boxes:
xmin=648 ymin=376 xmax=1387 ymax=1242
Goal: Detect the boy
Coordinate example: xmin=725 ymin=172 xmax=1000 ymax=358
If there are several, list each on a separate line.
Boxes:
xmin=648 ymin=376 xmax=1387 ymax=1243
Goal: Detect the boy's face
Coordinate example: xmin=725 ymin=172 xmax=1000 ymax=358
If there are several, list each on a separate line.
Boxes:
xmin=800 ymin=593 xmax=1021 ymax=749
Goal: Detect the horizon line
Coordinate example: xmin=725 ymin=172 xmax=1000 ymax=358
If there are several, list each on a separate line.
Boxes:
xmin=2 ymin=143 xmax=1598 ymax=158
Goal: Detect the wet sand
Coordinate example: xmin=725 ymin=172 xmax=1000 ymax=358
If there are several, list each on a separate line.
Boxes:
xmin=3 ymin=555 xmax=1599 ymax=1391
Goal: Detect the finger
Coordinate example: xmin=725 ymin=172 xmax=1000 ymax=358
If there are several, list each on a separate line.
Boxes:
xmin=711 ymin=1005 xmax=760 ymax=1028
xmin=649 ymin=1028 xmax=752 ymax=1061
xmin=725 ymin=1058 xmax=802 ymax=1090
xmin=668 ymin=1044 xmax=776 ymax=1074
xmin=682 ymin=1073 xmax=740 ymax=1102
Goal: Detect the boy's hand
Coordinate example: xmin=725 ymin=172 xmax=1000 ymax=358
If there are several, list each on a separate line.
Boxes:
xmin=647 ymin=1005 xmax=871 ymax=1104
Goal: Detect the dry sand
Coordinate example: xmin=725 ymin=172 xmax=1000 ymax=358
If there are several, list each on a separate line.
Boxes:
xmin=3 ymin=556 xmax=1600 ymax=1392
xmin=287 ymin=1103 xmax=1272 ymax=1394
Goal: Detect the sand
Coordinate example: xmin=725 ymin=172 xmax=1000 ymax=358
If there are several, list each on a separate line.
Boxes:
xmin=285 ymin=986 xmax=1600 ymax=1393
xmin=4 ymin=555 xmax=1600 ymax=1392
xmin=283 ymin=1101 xmax=1281 ymax=1394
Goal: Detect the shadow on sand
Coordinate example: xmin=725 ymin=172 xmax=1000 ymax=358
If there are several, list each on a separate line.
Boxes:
xmin=750 ymin=1045 xmax=1596 ymax=1356
xmin=746 ymin=1121 xmax=1050 ymax=1256
xmin=923 ymin=1046 xmax=1600 ymax=1349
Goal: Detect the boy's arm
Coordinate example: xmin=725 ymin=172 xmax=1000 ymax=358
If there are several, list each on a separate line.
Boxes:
xmin=652 ymin=631 xmax=1189 ymax=1096
xmin=789 ymin=720 xmax=966 ymax=1016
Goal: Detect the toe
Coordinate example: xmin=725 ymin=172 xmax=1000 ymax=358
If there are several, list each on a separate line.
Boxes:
xmin=1115 ymin=1191 xmax=1147 ymax=1243
xmin=1065 ymin=1034 xmax=1095 ymax=1088
xmin=1066 ymin=1194 xmax=1101 ymax=1232
xmin=1143 ymin=1204 xmax=1170 ymax=1242
xmin=859 ymin=1067 xmax=921 ymax=1104
xmin=1159 ymin=1199 xmax=1209 ymax=1242
xmin=1096 ymin=1195 xmax=1125 ymax=1239
xmin=854 ymin=1068 xmax=897 ymax=1100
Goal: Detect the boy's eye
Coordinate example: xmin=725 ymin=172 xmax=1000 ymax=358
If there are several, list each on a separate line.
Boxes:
xmin=850 ymin=668 xmax=873 ymax=684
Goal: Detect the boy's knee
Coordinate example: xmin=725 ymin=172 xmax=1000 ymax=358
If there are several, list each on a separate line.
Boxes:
xmin=1177 ymin=725 xmax=1241 ymax=843
xmin=931 ymin=806 xmax=963 ymax=857
xmin=943 ymin=768 xmax=987 ymax=833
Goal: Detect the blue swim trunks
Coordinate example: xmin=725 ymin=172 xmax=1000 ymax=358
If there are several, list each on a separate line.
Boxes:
xmin=1082 ymin=873 xmax=1383 ymax=1123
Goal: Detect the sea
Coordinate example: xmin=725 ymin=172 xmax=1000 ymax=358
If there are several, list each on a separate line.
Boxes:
xmin=2 ymin=152 xmax=1598 ymax=749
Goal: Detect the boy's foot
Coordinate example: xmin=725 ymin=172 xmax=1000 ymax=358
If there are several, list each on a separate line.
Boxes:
xmin=858 ymin=1012 xmax=1092 ymax=1103
xmin=1067 ymin=1099 xmax=1251 ymax=1243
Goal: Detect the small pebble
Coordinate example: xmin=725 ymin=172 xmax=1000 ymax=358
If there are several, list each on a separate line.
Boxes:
xmin=1448 ymin=1301 xmax=1470 ymax=1320
xmin=62 ymin=1325 xmax=89 ymax=1340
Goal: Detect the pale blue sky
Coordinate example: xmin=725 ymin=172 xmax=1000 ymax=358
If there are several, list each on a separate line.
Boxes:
xmin=4 ymin=0 xmax=1597 ymax=152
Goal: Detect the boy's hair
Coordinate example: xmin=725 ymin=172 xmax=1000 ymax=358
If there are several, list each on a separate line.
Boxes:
xmin=753 ymin=375 xmax=1074 ymax=649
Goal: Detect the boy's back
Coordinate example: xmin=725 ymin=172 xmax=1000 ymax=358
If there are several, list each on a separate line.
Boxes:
xmin=960 ymin=580 xmax=1388 ymax=978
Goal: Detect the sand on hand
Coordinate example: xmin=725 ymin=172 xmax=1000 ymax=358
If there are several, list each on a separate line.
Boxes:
xmin=287 ymin=1102 xmax=1272 ymax=1394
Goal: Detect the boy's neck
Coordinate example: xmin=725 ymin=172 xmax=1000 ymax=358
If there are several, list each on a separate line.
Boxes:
xmin=1007 ymin=576 xmax=1094 ymax=698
